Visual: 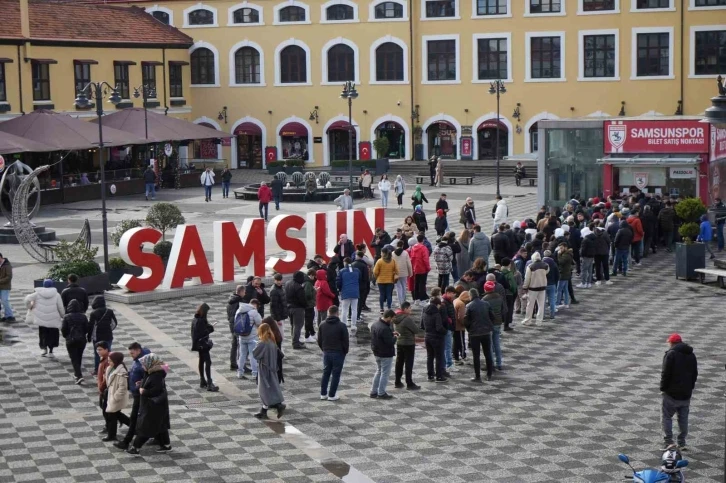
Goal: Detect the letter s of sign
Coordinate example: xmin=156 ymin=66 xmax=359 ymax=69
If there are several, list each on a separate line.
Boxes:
xmin=266 ymin=214 xmax=306 ymax=274
xmin=213 ymin=219 xmax=266 ymax=281
xmin=162 ymin=225 xmax=214 ymax=289
xmin=118 ymin=227 xmax=166 ymax=292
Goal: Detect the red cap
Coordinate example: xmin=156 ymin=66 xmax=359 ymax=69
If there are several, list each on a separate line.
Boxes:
xmin=667 ymin=333 xmax=682 ymax=344
xmin=593 ymin=197 xmax=600 ymax=204
xmin=605 ymin=202 xmax=612 ymax=209
xmin=484 ymin=281 xmax=496 ymax=292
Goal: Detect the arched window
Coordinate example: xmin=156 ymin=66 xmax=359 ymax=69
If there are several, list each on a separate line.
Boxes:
xmin=280 ymin=46 xmax=307 ymax=83
xmin=233 ymin=7 xmax=260 ymax=23
xmin=151 ymin=10 xmax=170 ymax=24
xmin=191 ymin=48 xmax=216 ymax=84
xmin=279 ymin=6 xmax=306 ymax=21
xmin=235 ymin=47 xmax=261 ymax=84
xmin=326 ymin=4 xmax=354 ymax=19
xmin=188 ymin=8 xmax=214 ymax=25
xmin=375 ymin=1 xmax=403 ymax=17
xmin=376 ymin=42 xmax=404 ymax=81
xmin=327 ymin=44 xmax=355 ymax=82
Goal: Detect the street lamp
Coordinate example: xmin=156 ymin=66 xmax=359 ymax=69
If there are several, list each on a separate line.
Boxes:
xmin=75 ymin=82 xmax=122 ymax=272
xmin=340 ymin=81 xmax=358 ymax=190
xmin=489 ymin=80 xmax=506 ymax=197
xmin=133 ymin=84 xmax=156 ymax=140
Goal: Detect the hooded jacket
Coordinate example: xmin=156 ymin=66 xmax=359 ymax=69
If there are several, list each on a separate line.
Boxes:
xmin=491 ymin=232 xmax=512 ymax=258
xmin=393 ymin=310 xmax=418 ymax=345
xmin=453 ymin=290 xmax=471 ymax=331
xmin=88 ymin=296 xmax=118 ymax=343
xmin=336 ymin=264 xmax=361 ymax=300
xmin=24 ymin=287 xmax=64 ymax=329
xmin=557 ymin=249 xmax=574 ymax=280
xmin=409 ymin=242 xmax=431 ymax=275
xmin=464 ymin=298 xmax=494 ymax=336
xmin=227 ymin=293 xmax=244 ymax=331
xmin=433 ymin=243 xmax=453 ymax=275
xmin=580 ymin=232 xmax=597 ymax=258
xmin=129 ymin=347 xmax=151 ymax=395
xmin=614 ymin=221 xmax=634 ymax=250
xmin=627 ymin=215 xmax=644 ymax=242
xmin=105 ymin=364 xmax=130 ymax=413
xmin=391 ymin=248 xmax=413 ymax=278
xmin=468 ymin=232 xmax=492 ymax=263
xmin=641 ymin=209 xmax=657 ymax=236
xmin=351 ymin=258 xmax=370 ymax=288
xmin=413 ymin=210 xmax=428 ymax=232
xmin=258 ymin=184 xmax=273 ymax=203
xmin=304 ymin=275 xmax=316 ymax=309
xmin=434 ymin=209 xmax=447 ymax=236
xmin=284 ymin=272 xmax=307 ymax=309
xmin=422 ymin=302 xmax=447 ymax=339
xmin=60 ymin=299 xmax=89 ymax=344
xmin=314 ymin=270 xmax=336 ymax=312
xmin=317 ymin=315 xmax=349 ymax=354
xmin=698 ymin=217 xmax=713 ymax=242
xmin=592 ymin=229 xmax=611 ymax=256
xmin=370 ymin=319 xmax=396 ymax=358
xmin=658 ymin=206 xmax=676 ymax=231
xmin=235 ymin=302 xmax=263 ymax=342
xmin=522 ymin=259 xmax=549 ymax=291
xmin=660 ymin=343 xmax=698 ymax=400
xmin=493 ymin=199 xmax=508 ymax=225
xmin=543 ymin=257 xmax=559 ymax=286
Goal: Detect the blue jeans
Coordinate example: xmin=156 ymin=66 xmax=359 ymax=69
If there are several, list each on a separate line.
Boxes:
xmin=545 ymin=284 xmax=556 ymax=318
xmin=145 ymin=183 xmax=155 ymax=199
xmin=451 ymin=264 xmax=459 ymax=282
xmin=380 ymin=190 xmax=388 ymax=207
xmin=444 ymin=330 xmax=453 ymax=368
xmin=93 ymin=340 xmax=112 ymax=372
xmin=259 ymin=202 xmax=269 ymax=221
xmin=222 ymin=181 xmax=230 ymax=197
xmin=371 ymin=356 xmax=393 ymax=396
xmin=204 ymin=185 xmax=212 ymax=199
xmin=556 ymin=279 xmax=569 ymax=305
xmin=0 ymin=290 xmax=13 ymax=317
xmin=273 ymin=194 xmax=281 ymax=210
xmin=321 ymin=351 xmax=346 ymax=397
xmin=717 ymin=222 xmax=724 ymax=250
xmin=614 ymin=248 xmax=629 ymax=275
xmin=238 ymin=338 xmax=259 ymax=377
xmin=490 ymin=325 xmax=502 ymax=367
xmin=378 ymin=283 xmax=394 ymax=310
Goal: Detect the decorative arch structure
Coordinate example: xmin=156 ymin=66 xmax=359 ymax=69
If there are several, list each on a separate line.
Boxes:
xmin=230 ymin=116 xmax=267 ymax=168
xmin=370 ymin=114 xmax=410 ymax=160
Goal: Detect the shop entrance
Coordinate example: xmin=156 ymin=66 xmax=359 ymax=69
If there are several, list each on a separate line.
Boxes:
xmin=374 ymin=121 xmax=405 ymax=159
xmin=279 ymin=122 xmax=309 ymax=161
xmin=612 ymin=164 xmax=698 ymax=199
xmin=427 ymin=121 xmax=457 ymax=159
xmin=234 ymin=122 xmax=262 ymax=168
xmin=327 ymin=121 xmax=357 ymax=162
xmin=477 ymin=120 xmax=508 ymax=159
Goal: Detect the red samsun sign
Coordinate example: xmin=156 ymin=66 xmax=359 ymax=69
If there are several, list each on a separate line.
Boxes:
xmin=604 ymin=120 xmax=708 ymax=154
xmin=117 ymin=208 xmax=385 ymax=293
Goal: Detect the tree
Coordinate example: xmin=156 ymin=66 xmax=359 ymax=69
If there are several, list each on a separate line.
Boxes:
xmin=373 ymin=135 xmax=390 ymax=159
xmin=110 ymin=219 xmax=144 ymax=247
xmin=146 ymin=202 xmax=185 ymax=241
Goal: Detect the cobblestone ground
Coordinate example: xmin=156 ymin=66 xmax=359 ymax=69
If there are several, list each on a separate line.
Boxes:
xmin=0 ymin=185 xmax=724 ymax=483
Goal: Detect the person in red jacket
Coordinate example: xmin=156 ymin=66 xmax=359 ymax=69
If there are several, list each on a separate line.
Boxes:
xmin=627 ymin=208 xmax=644 ymax=266
xmin=257 ymin=182 xmax=273 ymax=221
xmin=314 ymin=269 xmax=336 ymax=328
xmin=409 ymin=234 xmax=431 ymax=304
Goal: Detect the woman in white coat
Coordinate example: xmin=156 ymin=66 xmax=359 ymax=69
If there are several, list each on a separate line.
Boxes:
xmin=103 ymin=352 xmax=131 ymax=441
xmin=378 ymin=174 xmax=391 ymax=208
xmin=394 ymin=175 xmax=406 ymax=209
xmin=391 ymin=241 xmax=413 ymax=306
xmin=25 ymin=279 xmax=65 ymax=357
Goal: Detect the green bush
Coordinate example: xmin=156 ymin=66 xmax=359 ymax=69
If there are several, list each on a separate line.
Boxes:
xmin=146 ymin=202 xmax=185 ymax=241
xmin=53 ymin=240 xmax=98 ymax=264
xmin=153 ymin=241 xmax=173 ymax=261
xmin=47 ymin=260 xmax=101 ymax=281
xmin=108 ymin=257 xmax=128 ymax=270
xmin=679 ymin=222 xmax=700 ymax=243
xmin=675 ymin=198 xmax=706 ymax=224
xmin=373 ymin=135 xmax=390 ymax=159
xmin=110 ymin=219 xmax=144 ymax=247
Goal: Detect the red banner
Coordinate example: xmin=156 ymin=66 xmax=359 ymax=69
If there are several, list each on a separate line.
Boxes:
xmin=461 ymin=137 xmax=472 ymax=157
xmin=359 ymin=141 xmax=371 ymax=160
xmin=710 ymin=125 xmax=726 ymax=162
xmin=604 ymin=120 xmax=708 ymax=154
xmin=265 ymin=146 xmax=277 ymax=163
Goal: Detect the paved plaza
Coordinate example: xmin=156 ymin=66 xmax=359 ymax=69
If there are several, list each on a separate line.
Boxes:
xmin=0 ymin=170 xmax=724 ymax=482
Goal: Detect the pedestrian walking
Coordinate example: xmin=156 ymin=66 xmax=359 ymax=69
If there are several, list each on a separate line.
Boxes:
xmin=270 ymin=176 xmax=283 ymax=210
xmin=411 ymin=186 xmax=429 ymax=210
xmin=61 ymin=299 xmax=89 ymax=384
xmin=257 ymin=182 xmax=272 ymax=221
xmin=378 ymin=174 xmax=391 ymax=207
xmin=253 ymin=324 xmax=286 ymax=419
xmin=697 ymin=214 xmax=716 ymax=259
xmin=96 ymin=342 xmax=112 ymax=437
xmin=493 ymin=196 xmax=508 ymax=234
xmin=393 ymin=302 xmax=420 ymax=390
xmin=369 ymin=309 xmax=397 ymax=399
xmin=221 ymin=167 xmax=232 ymax=198
xmin=260 ymin=317 xmax=285 ymax=383
xmin=143 ymin=166 xmax=156 ymax=201
xmin=234 ymin=299 xmax=263 ymax=381
xmin=394 ymin=175 xmax=405 ymax=209
xmin=463 ymin=289 xmax=495 ymax=382
xmin=24 ymin=279 xmax=64 ymax=357
xmin=284 ymin=271 xmax=308 ymax=349
xmin=190 ymin=303 xmax=219 ymax=392
xmin=660 ymin=333 xmax=698 ymax=451
xmin=428 ymin=155 xmax=438 ymax=186
xmin=337 ymin=258 xmax=361 ymax=335
xmin=103 ymin=352 xmax=131 ymax=442
xmin=88 ymin=295 xmax=118 ymax=375
xmin=61 ymin=274 xmax=88 ymax=314
xmin=114 ymin=342 xmax=150 ymax=450
xmin=126 ymin=353 xmax=172 ymax=455
xmin=318 ymin=305 xmax=349 ymax=401
xmin=422 ymin=297 xmax=447 ymax=382
xmin=200 ymin=167 xmax=215 ymax=202
xmin=462 ymin=198 xmax=476 ymax=230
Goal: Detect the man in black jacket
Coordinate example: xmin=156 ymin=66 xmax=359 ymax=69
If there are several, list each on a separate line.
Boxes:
xmin=61 ymin=274 xmax=89 ymax=313
xmin=269 ymin=273 xmax=288 ymax=336
xmin=491 ymin=224 xmax=512 ymax=265
xmin=270 ymin=176 xmax=283 ymax=210
xmin=243 ymin=276 xmax=270 ymax=317
xmin=351 ymin=252 xmax=370 ymax=324
xmin=422 ymin=297 xmax=447 ymax=382
xmin=227 ymin=285 xmax=245 ymax=371
xmin=464 ymin=289 xmax=495 ymax=382
xmin=660 ymin=333 xmax=698 ymax=450
xmin=370 ymin=228 xmax=392 ymax=261
xmin=318 ymin=306 xmax=349 ymax=401
xmin=369 ymin=310 xmax=397 ymax=399
xmin=285 ymin=271 xmax=308 ymax=349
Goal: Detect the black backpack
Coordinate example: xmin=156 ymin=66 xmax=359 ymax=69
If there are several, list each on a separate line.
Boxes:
xmin=68 ymin=321 xmax=86 ymax=344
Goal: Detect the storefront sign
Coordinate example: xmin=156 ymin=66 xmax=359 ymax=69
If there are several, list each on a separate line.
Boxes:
xmin=164 ymin=143 xmax=173 ymax=156
xmin=604 ymin=120 xmax=708 ymax=154
xmin=460 ymin=137 xmax=472 ymax=160
xmin=710 ymin=125 xmax=726 ymax=162
xmin=669 ymin=167 xmax=697 ymax=179
xmin=359 ymin=141 xmax=371 ymax=160
xmin=117 ymin=208 xmax=385 ymax=293
xmin=313 ymin=137 xmax=323 ymax=143
xmin=265 ymin=146 xmax=277 ymax=162
xmin=221 ymin=138 xmax=232 ymax=147
xmin=634 ymin=172 xmax=648 ymax=189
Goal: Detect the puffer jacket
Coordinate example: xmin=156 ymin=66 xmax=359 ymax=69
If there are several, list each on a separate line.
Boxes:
xmin=592 ymin=229 xmax=611 ymax=256
xmin=227 ymin=293 xmax=243 ymax=332
xmin=580 ymin=232 xmax=597 ymax=258
xmin=391 ymin=248 xmax=413 ymax=278
xmin=614 ymin=221 xmax=634 ymax=250
xmin=557 ymin=249 xmax=574 ymax=280
xmin=422 ymin=302 xmax=447 ymax=339
xmin=468 ymin=232 xmax=491 ymax=262
xmin=284 ymin=272 xmax=307 ymax=309
xmin=269 ymin=284 xmax=288 ymax=321
xmin=370 ymin=319 xmax=396 ymax=358
xmin=464 ymin=298 xmax=494 ymax=336
xmin=453 ymin=290 xmax=471 ymax=331
xmin=105 ymin=364 xmax=130 ymax=413
xmin=482 ymin=292 xmax=506 ymax=326
xmin=336 ymin=264 xmax=361 ymax=300
xmin=393 ymin=310 xmax=418 ymax=346
xmin=314 ymin=270 xmax=336 ymax=312
xmin=432 ymin=243 xmax=453 ymax=275
xmin=522 ymin=260 xmax=549 ymax=291
xmin=373 ymin=257 xmax=399 ymax=284
xmin=493 ymin=199 xmax=508 ymax=225
xmin=24 ymin=287 xmax=64 ymax=329
xmin=88 ymin=296 xmax=118 ymax=343
xmin=61 ymin=283 xmax=89 ymax=313
xmin=409 ymin=243 xmax=431 ymax=275
xmin=658 ymin=207 xmax=676 ymax=231
xmin=235 ymin=302 xmax=263 ymax=342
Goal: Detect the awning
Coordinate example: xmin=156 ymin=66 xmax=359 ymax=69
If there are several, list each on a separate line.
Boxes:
xmin=169 ymin=60 xmax=190 ymax=66
xmin=279 ymin=122 xmax=307 ymax=137
xmin=0 ymin=131 xmax=55 ymax=154
xmin=94 ymin=108 xmax=232 ymax=142
xmin=29 ymin=59 xmax=57 ymax=64
xmin=141 ymin=61 xmax=164 ymax=66
xmin=114 ymin=60 xmax=137 ymax=66
xmin=478 ymin=120 xmax=507 ymax=131
xmin=595 ymin=155 xmax=702 ymax=165
xmin=326 ymin=120 xmax=353 ymax=133
xmin=428 ymin=121 xmax=455 ymax=132
xmin=0 ymin=58 xmax=13 ymax=63
xmin=234 ymin=122 xmax=262 ymax=136
xmin=74 ymin=59 xmax=98 ymax=65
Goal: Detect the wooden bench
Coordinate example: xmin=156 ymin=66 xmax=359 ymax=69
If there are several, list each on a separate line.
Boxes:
xmin=448 ymin=176 xmax=474 ymax=185
xmin=694 ymin=268 xmax=726 ymax=288
xmin=334 ymin=175 xmax=360 ymax=183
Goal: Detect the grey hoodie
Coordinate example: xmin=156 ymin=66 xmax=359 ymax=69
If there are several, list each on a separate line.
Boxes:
xmin=468 ymin=232 xmax=491 ymax=263
xmin=235 ymin=303 xmax=263 ymax=342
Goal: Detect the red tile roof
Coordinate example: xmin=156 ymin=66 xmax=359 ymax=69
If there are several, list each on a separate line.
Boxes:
xmin=0 ymin=0 xmax=194 ymax=46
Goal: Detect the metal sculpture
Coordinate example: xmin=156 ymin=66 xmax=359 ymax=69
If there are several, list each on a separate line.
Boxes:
xmin=12 ymin=165 xmax=91 ymax=263
xmin=318 ymin=172 xmax=331 ymax=186
xmin=0 ymin=160 xmax=41 ymax=224
xmin=304 ymin=171 xmax=315 ymax=180
xmin=275 ymin=171 xmax=287 ymax=184
xmin=291 ymin=171 xmax=304 ymax=187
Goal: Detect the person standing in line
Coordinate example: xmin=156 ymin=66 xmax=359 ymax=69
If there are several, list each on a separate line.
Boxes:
xmin=468 ymin=225 xmax=491 ymax=266
xmin=351 ymin=252 xmax=370 ymax=324
xmin=452 ymin=289 xmax=470 ymax=364
xmin=492 ymin=196 xmax=508 ymax=234
xmin=422 ymin=297 xmax=448 ymax=382
xmin=660 ymin=333 xmax=698 ymax=451
xmin=314 ymin=269 xmax=336 ymax=328
xmin=270 ymin=175 xmax=284 ymax=210
xmin=409 ymin=235 xmax=431 ymax=305
xmin=521 ymin=252 xmax=549 ymax=326
xmin=627 ymin=207 xmax=644 ymax=266
xmin=284 ymin=271 xmax=308 ymax=349
xmin=334 ymin=188 xmax=354 ymax=210
xmin=578 ymin=226 xmax=596 ymax=288
xmin=697 ymin=214 xmax=716 ymax=259
xmin=491 ymin=224 xmax=512 ymax=265
xmin=613 ymin=220 xmax=633 ymax=277
xmin=641 ymin=205 xmax=658 ymax=258
xmin=88 ymin=295 xmax=118 ymax=376
xmin=221 ymin=167 xmax=232 ymax=199
xmin=336 ymin=258 xmax=361 ymax=336
xmin=61 ymin=299 xmax=89 ymax=385
xmin=500 ymin=258 xmax=519 ymax=332
xmin=190 ymin=303 xmax=219 ymax=392
xmin=482 ymin=281 xmax=505 ymax=371
xmin=126 ymin=353 xmax=172 ymax=455
xmin=227 ymin=285 xmax=245 ymax=371
xmin=391 ymin=241 xmax=412 ymax=307
xmin=658 ymin=201 xmax=676 ymax=252
xmin=456 ymin=229 xmax=473 ymax=275
xmin=114 ymin=342 xmax=150 ymax=450
xmin=253 ymin=324 xmax=286 ymax=419
xmin=592 ymin=226 xmax=612 ymax=285
xmin=373 ymin=247 xmax=399 ymax=313
xmin=96 ymin=342 xmax=112 ymax=438
xmin=369 ymin=309 xmax=398 ymax=399
xmin=235 ymin=299 xmax=263 ymax=381
xmin=25 ymin=278 xmax=64 ymax=357
xmin=393 ymin=302 xmax=420 ymax=390
xmin=143 ymin=166 xmax=156 ymax=201
xmin=360 ymin=170 xmax=373 ymax=199
xmin=436 ymin=194 xmax=449 ymax=231
xmin=542 ymin=250 xmax=560 ymax=320
xmin=463 ymin=289 xmax=495 ymax=382
xmin=103 ymin=352 xmax=131 ymax=442
xmin=200 ymin=167 xmax=215 ymax=202
xmin=378 ymin=174 xmax=391 ymax=208
xmin=394 ymin=175 xmax=406 ymax=209
xmin=556 ymin=243 xmax=574 ymax=309
xmin=303 ymin=270 xmax=318 ymax=342
xmin=257 ymin=182 xmax=272 ymax=221
xmin=318 ymin=305 xmax=349 ymax=401
xmin=61 ymin=273 xmax=88 ymax=314
xmin=269 ymin=273 xmax=288 ymax=343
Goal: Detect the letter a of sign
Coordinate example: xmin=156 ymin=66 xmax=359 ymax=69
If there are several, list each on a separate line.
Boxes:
xmin=162 ymin=225 xmax=214 ymax=289
xmin=118 ymin=227 xmax=165 ymax=292
xmin=212 ymin=219 xmax=266 ymax=281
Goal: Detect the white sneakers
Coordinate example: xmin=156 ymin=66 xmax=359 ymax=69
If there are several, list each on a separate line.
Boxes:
xmin=305 ymin=336 xmax=316 ymax=343
xmin=320 ymin=395 xmax=328 ymax=400
xmin=605 ymin=280 xmax=614 ymax=285
xmin=328 ymin=395 xmax=340 ymax=401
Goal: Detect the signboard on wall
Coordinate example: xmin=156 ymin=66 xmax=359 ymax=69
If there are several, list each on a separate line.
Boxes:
xmin=265 ymin=146 xmax=277 ymax=162
xmin=710 ymin=125 xmax=726 ymax=162
xmin=604 ymin=120 xmax=708 ymax=154
xmin=359 ymin=141 xmax=371 ymax=160
xmin=221 ymin=138 xmax=232 ymax=147
xmin=669 ymin=167 xmax=697 ymax=179
xmin=460 ymin=137 xmax=472 ymax=160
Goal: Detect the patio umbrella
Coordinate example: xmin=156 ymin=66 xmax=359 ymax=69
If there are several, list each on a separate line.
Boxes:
xmin=0 ymin=130 xmax=55 ymax=154
xmin=0 ymin=110 xmax=146 ymax=150
xmin=95 ymin=108 xmax=232 ymax=142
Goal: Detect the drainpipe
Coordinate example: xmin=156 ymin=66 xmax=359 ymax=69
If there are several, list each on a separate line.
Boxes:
xmin=679 ymin=0 xmax=684 ymax=114
xmin=16 ymin=45 xmax=24 ymax=114
xmin=408 ymin=0 xmax=415 ymax=160
xmin=162 ymin=48 xmax=169 ymax=116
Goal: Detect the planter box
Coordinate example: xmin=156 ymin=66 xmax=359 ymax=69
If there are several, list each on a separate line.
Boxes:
xmin=108 ymin=266 xmax=144 ymax=285
xmin=675 ymin=242 xmax=706 ymax=280
xmin=34 ymin=272 xmax=111 ymax=295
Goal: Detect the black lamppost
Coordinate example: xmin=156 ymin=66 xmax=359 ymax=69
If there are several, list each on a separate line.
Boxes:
xmin=489 ymin=80 xmax=506 ymax=197
xmin=340 ymin=81 xmax=358 ymax=190
xmin=75 ymin=83 xmax=122 ymax=272
xmin=133 ymin=85 xmax=156 ymax=140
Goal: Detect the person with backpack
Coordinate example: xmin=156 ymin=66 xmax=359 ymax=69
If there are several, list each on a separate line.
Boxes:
xmin=87 ymin=295 xmax=118 ymax=376
xmin=234 ymin=299 xmax=263 ymax=381
xmin=190 ymin=303 xmax=219 ymax=392
xmin=482 ymin=281 xmax=506 ymax=371
xmin=61 ymin=299 xmax=89 ymax=385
